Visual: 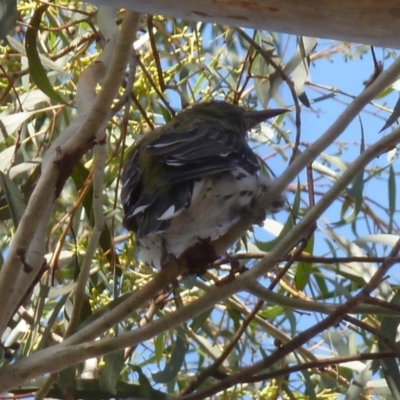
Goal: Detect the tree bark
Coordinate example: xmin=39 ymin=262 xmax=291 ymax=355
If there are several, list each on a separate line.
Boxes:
xmin=89 ymin=0 xmax=400 ymax=49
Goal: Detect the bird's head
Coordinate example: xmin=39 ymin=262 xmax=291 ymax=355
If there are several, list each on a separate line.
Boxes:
xmin=172 ymin=101 xmax=289 ymax=134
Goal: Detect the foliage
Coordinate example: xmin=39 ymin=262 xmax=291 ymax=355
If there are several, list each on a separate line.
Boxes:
xmin=0 ymin=1 xmax=400 ymax=399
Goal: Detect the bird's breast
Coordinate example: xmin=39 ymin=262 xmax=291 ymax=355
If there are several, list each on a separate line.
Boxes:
xmin=138 ymin=168 xmax=282 ymax=268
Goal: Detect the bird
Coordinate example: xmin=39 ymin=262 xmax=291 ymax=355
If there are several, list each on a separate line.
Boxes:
xmin=121 ymin=101 xmax=288 ymax=270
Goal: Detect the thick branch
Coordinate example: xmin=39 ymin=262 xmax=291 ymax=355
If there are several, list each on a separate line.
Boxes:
xmin=88 ymin=0 xmax=400 ymax=49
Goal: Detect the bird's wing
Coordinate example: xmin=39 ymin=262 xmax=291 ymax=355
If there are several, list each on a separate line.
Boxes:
xmin=121 ymin=124 xmax=262 ymax=238
xmin=121 ymin=149 xmax=143 ymax=232
xmin=135 ymin=180 xmax=194 ymax=238
xmin=147 ymin=125 xmax=260 ymax=183
xmin=121 ymin=148 xmax=195 ymax=237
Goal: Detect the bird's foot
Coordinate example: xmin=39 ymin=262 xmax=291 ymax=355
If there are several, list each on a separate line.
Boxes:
xmin=160 ymin=252 xmax=180 ymax=270
xmin=153 ymin=287 xmax=172 ymax=308
xmin=214 ymin=253 xmax=248 ymax=285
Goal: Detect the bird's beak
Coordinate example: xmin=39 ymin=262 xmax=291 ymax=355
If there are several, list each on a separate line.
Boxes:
xmin=245 ymin=108 xmax=290 ymax=129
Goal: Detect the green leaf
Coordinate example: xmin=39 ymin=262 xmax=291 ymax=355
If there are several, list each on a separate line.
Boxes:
xmin=252 ymin=52 xmax=272 ymax=107
xmin=378 ymin=290 xmax=400 ymax=397
xmin=295 ymin=233 xmax=314 ymax=290
xmin=256 ymin=207 xmax=293 ymax=252
xmin=130 ymin=367 xmax=168 ymax=399
xmin=291 ymin=37 xmax=317 ymax=108
xmin=355 ymin=233 xmax=400 ymax=248
xmin=345 ymin=361 xmax=374 ymax=400
xmin=159 ymin=102 xmax=174 ymax=123
xmin=257 ymin=179 xmax=301 ymax=252
xmin=0 ymin=171 xmax=26 ymax=228
xmin=25 ymin=4 xmax=66 ymax=104
xmin=77 ymin=292 xmax=133 ymax=330
xmin=56 ymin=365 xmax=77 ymax=396
xmin=388 ymin=165 xmax=396 ymax=232
xmin=70 ymin=161 xmax=121 ymax=274
xmin=154 ymin=333 xmax=164 ymax=364
xmin=380 ymin=94 xmax=400 ymax=132
xmin=343 ymin=117 xmax=365 ymax=220
xmin=258 ymin=305 xmax=285 ymax=319
xmin=190 ymin=309 xmax=212 ymax=333
xmin=99 ymin=350 xmax=125 ymax=395
xmin=300 ymin=363 xmax=318 ymax=400
xmin=152 ymin=331 xmax=188 ymax=383
xmin=0 ymin=0 xmax=16 ymax=40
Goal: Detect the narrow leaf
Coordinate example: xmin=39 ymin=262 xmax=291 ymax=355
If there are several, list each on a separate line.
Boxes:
xmin=388 ymin=165 xmax=396 ymax=232
xmin=0 ymin=0 xmax=16 ymax=40
xmin=295 ymin=233 xmax=314 ymax=290
xmin=152 ymin=332 xmax=188 ymax=383
xmin=25 ymin=5 xmax=66 ymax=103
xmin=99 ymin=351 xmax=125 ymax=395
xmin=0 ymin=171 xmax=26 ymax=228
xmin=341 ymin=117 xmax=365 ymax=224
xmin=380 ymin=94 xmax=400 ymax=132
xmin=378 ymin=291 xmax=400 ymax=397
